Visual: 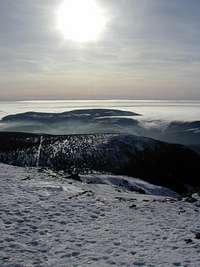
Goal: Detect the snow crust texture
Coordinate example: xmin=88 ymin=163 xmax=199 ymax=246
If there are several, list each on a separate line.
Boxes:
xmin=0 ymin=164 xmax=200 ymax=267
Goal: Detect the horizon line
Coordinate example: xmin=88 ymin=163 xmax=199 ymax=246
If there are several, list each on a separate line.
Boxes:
xmin=1 ymin=99 xmax=200 ymax=103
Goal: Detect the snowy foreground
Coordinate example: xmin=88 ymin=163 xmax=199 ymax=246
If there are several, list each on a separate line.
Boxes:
xmin=0 ymin=164 xmax=200 ymax=267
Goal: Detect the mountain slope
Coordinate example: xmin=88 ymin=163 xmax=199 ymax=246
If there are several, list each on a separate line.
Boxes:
xmin=0 ymin=132 xmax=200 ymax=193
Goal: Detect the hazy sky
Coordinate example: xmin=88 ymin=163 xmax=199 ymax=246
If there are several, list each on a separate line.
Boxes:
xmin=0 ymin=0 xmax=200 ymax=100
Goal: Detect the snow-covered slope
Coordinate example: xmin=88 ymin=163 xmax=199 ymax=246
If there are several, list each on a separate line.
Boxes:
xmin=80 ymin=174 xmax=178 ymax=197
xmin=0 ymin=163 xmax=200 ymax=267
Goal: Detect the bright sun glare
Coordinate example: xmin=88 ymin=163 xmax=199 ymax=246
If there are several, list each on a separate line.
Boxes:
xmin=57 ymin=0 xmax=107 ymax=43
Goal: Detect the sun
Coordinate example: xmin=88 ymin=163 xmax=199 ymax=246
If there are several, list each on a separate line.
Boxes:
xmin=57 ymin=0 xmax=107 ymax=43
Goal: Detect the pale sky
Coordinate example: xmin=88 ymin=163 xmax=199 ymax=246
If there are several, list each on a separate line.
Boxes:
xmin=0 ymin=0 xmax=200 ymax=100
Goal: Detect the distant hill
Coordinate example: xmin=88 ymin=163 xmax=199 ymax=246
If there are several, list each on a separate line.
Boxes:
xmin=2 ymin=109 xmax=139 ymax=122
xmin=0 ymin=109 xmax=141 ymax=135
xmin=153 ymin=121 xmax=200 ymax=145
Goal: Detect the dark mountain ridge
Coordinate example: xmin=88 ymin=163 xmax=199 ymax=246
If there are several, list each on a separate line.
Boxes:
xmin=0 ymin=132 xmax=199 ymax=194
xmin=0 ymin=109 xmax=140 ymax=135
xmin=2 ymin=109 xmax=139 ymax=123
